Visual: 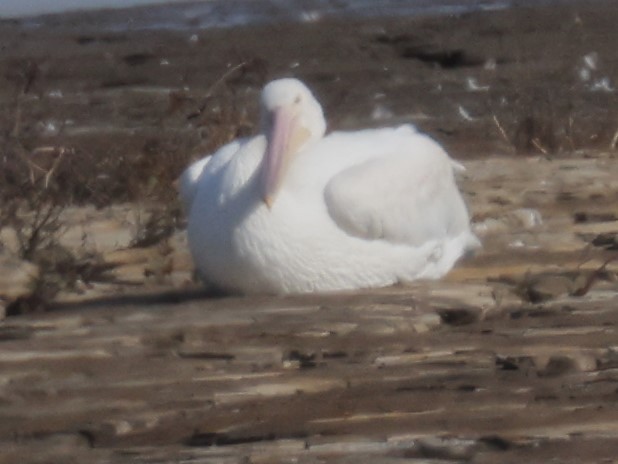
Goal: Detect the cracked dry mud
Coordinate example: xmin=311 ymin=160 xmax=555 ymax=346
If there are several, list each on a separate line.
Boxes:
xmin=1 ymin=1 xmax=618 ymax=463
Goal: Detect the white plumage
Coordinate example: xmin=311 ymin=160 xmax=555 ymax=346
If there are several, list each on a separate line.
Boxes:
xmin=181 ymin=78 xmax=479 ymax=294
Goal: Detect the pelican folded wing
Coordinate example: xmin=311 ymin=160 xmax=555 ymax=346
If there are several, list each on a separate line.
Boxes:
xmin=324 ymin=134 xmax=471 ymax=247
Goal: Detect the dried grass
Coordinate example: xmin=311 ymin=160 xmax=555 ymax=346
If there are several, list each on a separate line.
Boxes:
xmin=0 ymin=58 xmax=260 ymax=313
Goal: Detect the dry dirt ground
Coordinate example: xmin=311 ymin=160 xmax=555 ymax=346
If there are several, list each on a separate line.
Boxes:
xmin=1 ymin=1 xmax=618 ymax=463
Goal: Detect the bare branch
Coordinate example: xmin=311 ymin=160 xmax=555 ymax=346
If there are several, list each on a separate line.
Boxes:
xmin=492 ymin=114 xmax=512 ymax=149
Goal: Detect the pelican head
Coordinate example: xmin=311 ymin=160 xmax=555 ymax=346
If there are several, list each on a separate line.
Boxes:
xmin=259 ymin=78 xmax=326 ymax=208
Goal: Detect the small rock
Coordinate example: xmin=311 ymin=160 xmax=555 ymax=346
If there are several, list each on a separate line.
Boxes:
xmin=437 ymin=307 xmax=479 ymax=326
xmin=415 ymin=436 xmax=477 ymax=460
xmin=0 ymin=227 xmax=19 ymax=254
xmin=573 ymin=211 xmax=617 ymax=223
xmin=538 ymin=353 xmax=598 ymax=377
xmin=510 ymin=208 xmax=543 ymax=229
xmin=0 ymin=253 xmax=40 ymax=317
xmin=519 ymin=275 xmax=574 ymax=303
xmin=473 ymin=208 xmax=542 ymax=236
xmin=591 ymin=232 xmax=618 ymax=250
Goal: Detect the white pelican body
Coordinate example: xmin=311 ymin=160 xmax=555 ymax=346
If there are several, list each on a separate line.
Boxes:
xmin=183 ymin=79 xmax=478 ymax=294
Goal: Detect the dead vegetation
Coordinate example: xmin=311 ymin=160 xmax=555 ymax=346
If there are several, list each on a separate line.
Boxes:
xmin=0 ymin=57 xmax=263 ymax=314
xmin=490 ymin=88 xmax=617 ymax=156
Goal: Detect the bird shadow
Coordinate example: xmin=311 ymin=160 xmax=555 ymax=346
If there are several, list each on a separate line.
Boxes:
xmin=45 ymin=286 xmax=230 ymax=314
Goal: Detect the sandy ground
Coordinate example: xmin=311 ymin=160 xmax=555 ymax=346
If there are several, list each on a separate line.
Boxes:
xmin=0 ymin=1 xmax=618 ymax=462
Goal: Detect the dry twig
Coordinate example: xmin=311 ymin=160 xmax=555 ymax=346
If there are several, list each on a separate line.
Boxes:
xmin=572 ymin=254 xmax=618 ymax=297
xmin=531 ymin=137 xmax=549 ymax=155
xmin=610 ymin=128 xmax=618 ymax=150
xmin=492 ymin=114 xmax=513 ymax=151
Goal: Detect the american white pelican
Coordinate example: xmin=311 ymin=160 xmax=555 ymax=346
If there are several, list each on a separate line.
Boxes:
xmin=181 ymin=78 xmax=479 ymax=294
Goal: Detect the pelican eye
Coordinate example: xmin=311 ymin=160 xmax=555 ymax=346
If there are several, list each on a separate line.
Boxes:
xmin=294 ymin=95 xmax=302 ymax=105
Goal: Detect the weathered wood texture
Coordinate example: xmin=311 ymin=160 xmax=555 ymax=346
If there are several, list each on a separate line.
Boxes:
xmin=1 ymin=153 xmax=618 ymax=463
